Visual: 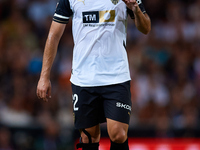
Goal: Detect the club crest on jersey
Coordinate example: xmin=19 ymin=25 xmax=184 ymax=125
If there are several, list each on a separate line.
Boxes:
xmin=111 ymin=0 xmax=119 ymax=5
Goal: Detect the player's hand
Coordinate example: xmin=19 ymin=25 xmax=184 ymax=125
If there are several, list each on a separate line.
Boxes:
xmin=36 ymin=77 xmax=51 ymax=102
xmin=123 ymin=0 xmax=139 ymax=13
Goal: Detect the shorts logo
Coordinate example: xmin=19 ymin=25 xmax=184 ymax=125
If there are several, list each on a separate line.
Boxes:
xmin=83 ymin=10 xmax=115 ymax=23
xmin=111 ymin=0 xmax=119 ymax=5
xmin=116 ymin=102 xmax=131 ymax=111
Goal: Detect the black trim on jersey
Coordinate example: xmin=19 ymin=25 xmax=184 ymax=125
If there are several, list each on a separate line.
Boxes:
xmin=53 ymin=15 xmax=69 ymax=24
xmin=123 ymin=41 xmax=126 ymax=49
xmin=127 ymin=8 xmax=135 ymax=19
xmin=127 ymin=3 xmax=146 ymax=19
xmin=53 ymin=0 xmax=73 ymax=24
xmin=139 ymin=3 xmax=146 ymax=14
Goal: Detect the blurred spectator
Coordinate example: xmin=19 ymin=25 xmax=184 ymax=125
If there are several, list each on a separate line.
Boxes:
xmin=134 ymin=61 xmax=170 ymax=108
xmin=28 ymin=0 xmax=56 ymax=28
xmin=0 ymin=127 xmax=14 ymax=150
xmin=34 ymin=119 xmax=73 ymax=150
xmin=0 ymin=94 xmax=34 ymax=127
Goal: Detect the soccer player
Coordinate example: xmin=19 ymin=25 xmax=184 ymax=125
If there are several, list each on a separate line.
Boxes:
xmin=36 ymin=0 xmax=151 ymax=149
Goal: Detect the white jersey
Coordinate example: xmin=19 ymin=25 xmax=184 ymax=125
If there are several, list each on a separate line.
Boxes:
xmin=53 ymin=0 xmax=132 ymax=87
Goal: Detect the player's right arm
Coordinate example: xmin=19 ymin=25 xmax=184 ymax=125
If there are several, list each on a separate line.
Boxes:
xmin=37 ymin=0 xmax=72 ymax=102
xmin=37 ymin=21 xmax=66 ymax=102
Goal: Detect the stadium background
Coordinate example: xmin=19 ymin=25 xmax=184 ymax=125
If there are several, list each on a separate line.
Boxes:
xmin=0 ymin=0 xmax=200 ymax=149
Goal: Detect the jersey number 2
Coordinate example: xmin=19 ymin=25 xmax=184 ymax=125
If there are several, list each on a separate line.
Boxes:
xmin=73 ymin=94 xmax=79 ymax=111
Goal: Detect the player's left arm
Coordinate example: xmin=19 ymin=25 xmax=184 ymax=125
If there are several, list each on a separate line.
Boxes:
xmin=124 ymin=0 xmax=151 ymax=35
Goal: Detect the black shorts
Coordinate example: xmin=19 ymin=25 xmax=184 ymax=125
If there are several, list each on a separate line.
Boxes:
xmin=71 ymin=81 xmax=132 ymax=129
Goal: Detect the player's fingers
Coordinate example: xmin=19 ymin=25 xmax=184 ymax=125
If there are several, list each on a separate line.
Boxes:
xmin=130 ymin=0 xmax=136 ymax=3
xmin=37 ymin=88 xmax=42 ymax=99
xmin=41 ymin=89 xmax=48 ymax=102
xmin=130 ymin=0 xmax=137 ymax=5
xmin=122 ymin=0 xmax=129 ymax=3
xmin=47 ymin=86 xmax=52 ymax=99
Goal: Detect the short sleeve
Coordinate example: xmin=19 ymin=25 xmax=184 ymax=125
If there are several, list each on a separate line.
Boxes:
xmin=53 ymin=0 xmax=73 ymax=24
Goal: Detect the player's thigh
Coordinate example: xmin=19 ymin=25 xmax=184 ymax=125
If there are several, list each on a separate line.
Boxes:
xmin=71 ymin=83 xmax=105 ymax=129
xmin=107 ymin=118 xmax=129 ymax=143
xmin=81 ymin=124 xmax=101 ymax=143
xmin=103 ymin=81 xmax=132 ymax=125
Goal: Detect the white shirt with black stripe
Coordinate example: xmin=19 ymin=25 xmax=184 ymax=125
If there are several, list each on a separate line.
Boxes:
xmin=53 ymin=0 xmax=133 ymax=87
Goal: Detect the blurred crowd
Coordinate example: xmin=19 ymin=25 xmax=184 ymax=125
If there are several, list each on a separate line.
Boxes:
xmin=0 ymin=0 xmax=200 ymax=149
